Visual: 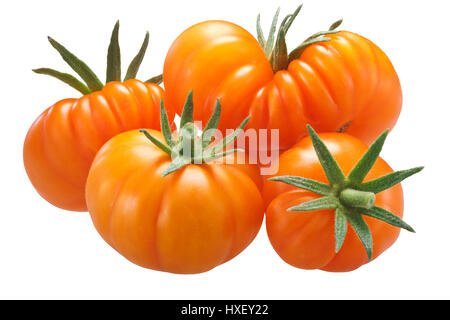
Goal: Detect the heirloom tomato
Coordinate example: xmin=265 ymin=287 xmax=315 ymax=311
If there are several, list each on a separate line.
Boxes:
xmin=263 ymin=126 xmax=422 ymax=272
xmin=86 ymin=92 xmax=264 ymax=274
xmin=163 ymin=4 xmax=402 ymax=155
xmin=23 ymin=22 xmax=172 ymax=211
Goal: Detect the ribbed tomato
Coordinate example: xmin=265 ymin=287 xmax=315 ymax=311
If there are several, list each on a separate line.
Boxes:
xmin=263 ymin=126 xmax=422 ymax=272
xmin=24 ymin=80 xmax=168 ymax=211
xmin=86 ymin=95 xmax=264 ymax=274
xmin=163 ymin=5 xmax=401 ymax=153
xmin=23 ymin=22 xmax=171 ymax=211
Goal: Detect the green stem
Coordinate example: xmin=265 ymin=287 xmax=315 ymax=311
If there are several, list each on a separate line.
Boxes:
xmin=35 ymin=22 xmax=158 ymax=95
xmin=257 ymin=4 xmax=342 ymax=72
xmin=270 ymin=125 xmax=422 ymax=260
xmin=141 ymin=91 xmax=250 ymax=177
xmin=340 ymin=189 xmax=375 ymax=209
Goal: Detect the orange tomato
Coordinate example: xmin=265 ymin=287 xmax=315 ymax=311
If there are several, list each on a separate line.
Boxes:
xmin=85 ymin=129 xmax=264 ymax=274
xmin=24 ymin=80 xmax=169 ymax=211
xmin=23 ymin=22 xmax=171 ymax=211
xmin=163 ymin=12 xmax=401 ymax=153
xmin=263 ymin=132 xmax=416 ymax=272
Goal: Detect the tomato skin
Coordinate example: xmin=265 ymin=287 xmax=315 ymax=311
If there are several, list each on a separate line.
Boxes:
xmin=85 ymin=129 xmax=264 ymax=274
xmin=23 ymin=79 xmax=171 ymax=212
xmin=263 ymin=133 xmax=404 ymax=272
xmin=164 ymin=21 xmax=401 ymax=151
xmin=164 ymin=20 xmax=273 ymax=139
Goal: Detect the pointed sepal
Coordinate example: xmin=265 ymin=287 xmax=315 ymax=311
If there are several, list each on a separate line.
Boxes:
xmin=287 ymin=17 xmax=343 ymax=64
xmin=264 ymin=7 xmax=281 ymax=57
xmin=270 ymin=17 xmax=289 ymax=72
xmin=268 ymin=176 xmax=331 ymax=196
xmin=159 ymin=99 xmax=175 ymax=147
xmin=346 ymin=210 xmax=373 ymax=260
xmin=201 ymin=99 xmax=221 ymax=149
xmin=106 ymin=21 xmax=121 ymax=83
xmin=288 ymin=37 xmax=332 ymax=63
xmin=162 ymin=157 xmax=191 ymax=177
xmin=335 ymin=207 xmax=348 ymax=253
xmin=33 ymin=68 xmax=91 ymax=95
xmin=256 ymin=14 xmax=266 ymax=48
xmin=360 ymin=167 xmax=424 ymax=194
xmin=288 ymin=196 xmax=337 ymax=212
xmin=124 ymin=31 xmax=149 ymax=81
xmin=179 ymin=90 xmax=194 ymax=128
xmin=47 ymin=36 xmax=103 ymax=92
xmin=348 ymin=129 xmax=389 ymax=185
xmin=204 ymin=148 xmax=245 ymax=163
xmin=145 ymin=74 xmax=163 ymax=85
xmin=329 ymin=18 xmax=343 ymax=31
xmin=307 ymin=125 xmax=346 ymax=185
xmin=204 ymin=116 xmax=250 ymax=158
xmin=283 ymin=3 xmax=303 ymax=34
xmin=358 ymin=206 xmax=415 ymax=233
xmin=139 ymin=129 xmax=172 ymax=156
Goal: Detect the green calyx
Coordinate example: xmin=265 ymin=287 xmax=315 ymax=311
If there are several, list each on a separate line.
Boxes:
xmin=269 ymin=125 xmax=423 ymax=260
xmin=140 ymin=90 xmax=250 ymax=177
xmin=33 ymin=21 xmax=162 ymax=96
xmin=257 ymin=3 xmax=343 ymax=73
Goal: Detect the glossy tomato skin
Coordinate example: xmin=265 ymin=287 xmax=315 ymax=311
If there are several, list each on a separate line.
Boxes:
xmin=164 ymin=21 xmax=401 ymax=152
xmin=85 ymin=130 xmax=264 ymax=274
xmin=263 ymin=133 xmax=404 ymax=272
xmin=23 ymin=79 xmax=171 ymax=212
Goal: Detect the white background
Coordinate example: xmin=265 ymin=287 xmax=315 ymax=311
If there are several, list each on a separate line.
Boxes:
xmin=1 ymin=0 xmax=448 ymax=299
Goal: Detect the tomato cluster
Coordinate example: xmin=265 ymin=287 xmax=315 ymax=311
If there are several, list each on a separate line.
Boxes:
xmin=24 ymin=5 xmax=422 ymax=273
